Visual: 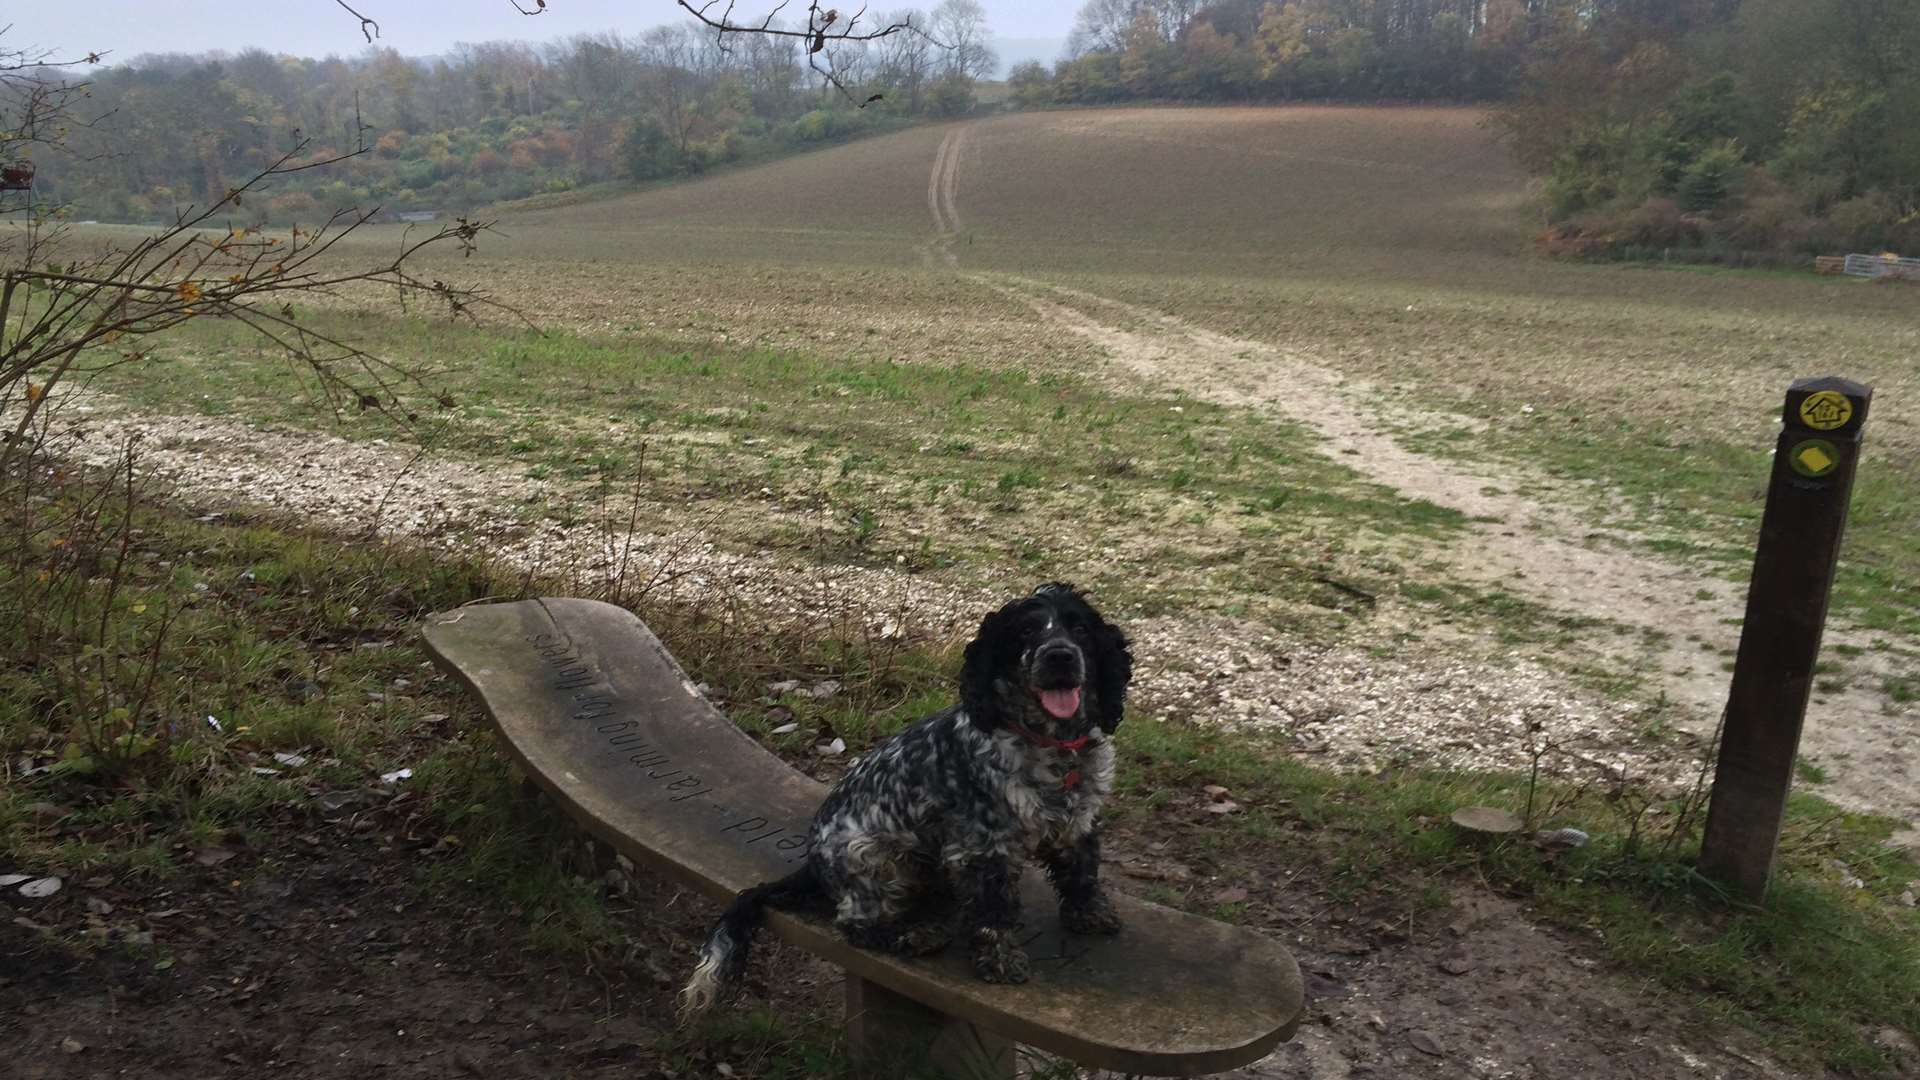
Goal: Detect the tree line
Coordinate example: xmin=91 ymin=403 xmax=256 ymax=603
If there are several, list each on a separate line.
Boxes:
xmin=24 ymin=1 xmax=997 ymax=224
xmin=1499 ymin=0 xmax=1920 ymax=260
xmin=1008 ymin=1 xmax=1551 ymax=106
xmin=19 ymin=0 xmax=1919 ymax=258
xmin=1017 ymin=0 xmax=1916 ymax=259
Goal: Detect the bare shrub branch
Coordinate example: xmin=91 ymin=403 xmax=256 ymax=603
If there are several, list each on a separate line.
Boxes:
xmin=677 ymin=0 xmax=935 ymax=105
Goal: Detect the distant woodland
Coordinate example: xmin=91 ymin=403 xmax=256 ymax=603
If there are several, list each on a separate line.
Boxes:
xmin=15 ymin=0 xmax=1920 ymax=258
xmin=26 ymin=1 xmax=1000 ymax=224
xmin=1029 ymin=0 xmax=1920 ymax=259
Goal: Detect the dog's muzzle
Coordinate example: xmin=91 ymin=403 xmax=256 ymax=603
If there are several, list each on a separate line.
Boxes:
xmin=1031 ymin=642 xmax=1086 ymax=719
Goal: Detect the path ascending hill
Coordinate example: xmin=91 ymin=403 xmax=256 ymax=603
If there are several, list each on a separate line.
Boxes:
xmin=910 ymin=113 xmax=1918 ymax=835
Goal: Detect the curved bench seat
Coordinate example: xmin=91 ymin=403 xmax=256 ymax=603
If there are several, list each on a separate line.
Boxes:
xmin=422 ymin=598 xmax=1303 ymax=1077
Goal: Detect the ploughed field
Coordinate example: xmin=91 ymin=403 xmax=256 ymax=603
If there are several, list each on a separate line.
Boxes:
xmin=77 ymin=105 xmax=1920 ymax=824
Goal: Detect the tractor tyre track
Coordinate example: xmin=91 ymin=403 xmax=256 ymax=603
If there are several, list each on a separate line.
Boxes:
xmin=920 ymin=124 xmax=965 ymax=269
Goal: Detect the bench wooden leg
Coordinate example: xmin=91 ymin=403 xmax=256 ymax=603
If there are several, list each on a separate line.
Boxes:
xmin=844 ymin=975 xmax=1016 ymax=1080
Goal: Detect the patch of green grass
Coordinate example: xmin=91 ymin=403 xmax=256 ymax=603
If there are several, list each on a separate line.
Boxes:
xmin=413 ymin=736 xmax=621 ymax=954
xmin=1397 ymin=412 xmax=1920 ymax=637
xmin=995 ymin=466 xmax=1042 ymax=493
xmin=90 ymin=310 xmax=1505 ymax=642
xmin=1111 ymin=717 xmax=1920 ymax=1075
xmin=10 ymin=443 xmax=1916 ymax=1076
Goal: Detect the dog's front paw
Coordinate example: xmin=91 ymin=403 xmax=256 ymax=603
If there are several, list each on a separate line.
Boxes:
xmin=1060 ymin=893 xmax=1123 ymax=935
xmin=894 ymin=921 xmax=954 ymax=957
xmin=970 ymin=928 xmax=1030 ymax=984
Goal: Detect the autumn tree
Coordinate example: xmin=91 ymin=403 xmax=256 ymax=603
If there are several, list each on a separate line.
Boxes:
xmin=930 ymin=0 xmax=998 ymax=81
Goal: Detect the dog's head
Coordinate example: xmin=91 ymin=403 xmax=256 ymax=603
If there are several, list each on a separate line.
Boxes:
xmin=960 ymin=582 xmax=1133 ymax=739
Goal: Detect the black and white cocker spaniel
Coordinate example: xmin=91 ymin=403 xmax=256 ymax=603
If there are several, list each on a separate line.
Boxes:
xmin=680 ymin=582 xmax=1134 ymax=1015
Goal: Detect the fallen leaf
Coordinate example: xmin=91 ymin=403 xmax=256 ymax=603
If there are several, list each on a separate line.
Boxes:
xmin=1202 ymin=784 xmax=1231 ymax=801
xmin=1122 ymin=860 xmax=1193 ymax=882
xmin=272 ymin=752 xmax=308 ymax=768
xmin=380 ymin=767 xmax=413 ymax=784
xmin=1372 ymin=919 xmax=1408 ymax=941
xmin=816 ymin=738 xmax=847 ymax=757
xmin=1302 ymin=970 xmax=1351 ymax=1000
xmin=1535 ymin=826 xmax=1590 ymax=851
xmin=85 ymin=897 xmax=114 ymax=916
xmin=0 ymin=874 xmax=29 ymax=887
xmin=250 ymin=766 xmax=281 ymax=776
xmin=769 ymin=722 xmax=800 ymax=735
xmin=1450 ymin=806 xmax=1522 ymax=835
xmin=1407 ymin=1030 xmax=1444 ymax=1057
xmin=1204 ymin=800 xmax=1241 ymax=814
xmin=1212 ymin=885 xmax=1249 ymax=904
xmin=61 ymin=1036 xmax=85 ymax=1055
xmin=193 ymin=849 xmax=236 ymax=867
xmin=767 ymin=679 xmax=801 ymax=694
xmin=809 ymin=680 xmax=842 ymax=700
xmin=20 ymin=876 xmax=62 ymax=898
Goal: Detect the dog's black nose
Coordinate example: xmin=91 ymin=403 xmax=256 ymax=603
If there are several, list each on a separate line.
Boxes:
xmin=1038 ymin=644 xmax=1080 ymax=673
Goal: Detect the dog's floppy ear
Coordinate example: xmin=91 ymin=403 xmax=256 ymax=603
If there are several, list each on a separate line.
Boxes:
xmin=960 ymin=598 xmax=1024 ymax=733
xmin=1088 ymin=603 xmax=1133 ymax=735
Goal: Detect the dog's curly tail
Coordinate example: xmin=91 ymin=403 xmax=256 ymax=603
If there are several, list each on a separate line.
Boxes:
xmin=678 ymin=862 xmax=824 ymax=1020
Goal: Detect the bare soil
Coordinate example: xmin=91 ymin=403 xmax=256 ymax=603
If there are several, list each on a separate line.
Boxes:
xmin=2 ymin=788 xmax=838 ymax=1079
xmin=5 ymin=788 xmax=1797 ymax=1080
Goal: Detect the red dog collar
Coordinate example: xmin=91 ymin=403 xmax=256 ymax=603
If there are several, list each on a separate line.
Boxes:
xmin=1003 ymin=720 xmax=1092 ymax=790
xmin=1005 ymin=719 xmax=1092 ymax=754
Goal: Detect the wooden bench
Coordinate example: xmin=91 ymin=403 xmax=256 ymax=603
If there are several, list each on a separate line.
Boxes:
xmin=422 ymin=598 xmax=1304 ymax=1078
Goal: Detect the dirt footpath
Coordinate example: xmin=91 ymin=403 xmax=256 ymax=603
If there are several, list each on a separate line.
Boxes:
xmin=913 ymin=120 xmax=1917 ymax=837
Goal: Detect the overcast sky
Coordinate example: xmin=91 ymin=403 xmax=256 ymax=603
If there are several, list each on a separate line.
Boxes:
xmin=7 ymin=1 xmax=1079 ymax=63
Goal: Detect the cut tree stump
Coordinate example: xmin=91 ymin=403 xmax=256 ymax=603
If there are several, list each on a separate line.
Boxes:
xmin=422 ymin=598 xmax=1304 ymax=1078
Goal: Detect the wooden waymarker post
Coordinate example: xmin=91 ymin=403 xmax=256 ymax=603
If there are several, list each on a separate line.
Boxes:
xmin=1698 ymin=376 xmax=1872 ymax=902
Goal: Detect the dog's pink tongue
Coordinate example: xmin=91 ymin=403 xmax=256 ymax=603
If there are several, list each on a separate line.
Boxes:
xmin=1038 ymin=687 xmax=1082 ymax=719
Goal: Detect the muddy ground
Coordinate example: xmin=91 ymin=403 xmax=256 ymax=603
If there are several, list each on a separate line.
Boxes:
xmin=6 ymin=783 xmax=1806 ymax=1080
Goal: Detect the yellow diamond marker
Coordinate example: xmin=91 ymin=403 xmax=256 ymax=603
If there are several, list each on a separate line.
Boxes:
xmin=1789 ymin=438 xmax=1842 ymax=479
